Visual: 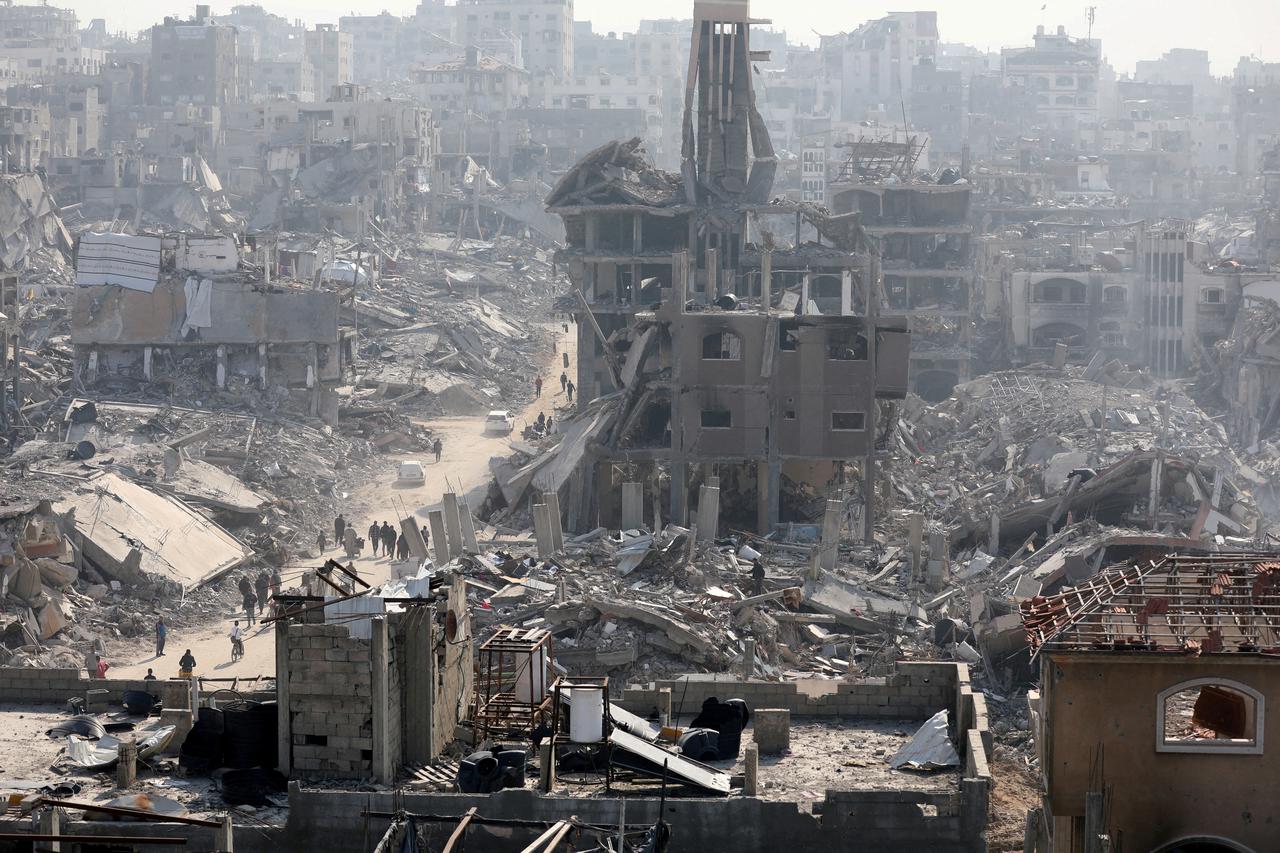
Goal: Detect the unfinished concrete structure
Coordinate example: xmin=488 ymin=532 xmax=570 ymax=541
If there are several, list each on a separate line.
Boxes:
xmin=548 ymin=0 xmax=910 ymax=536
xmin=275 ymin=575 xmax=473 ymax=781
xmin=1024 ymin=554 xmax=1280 ymax=853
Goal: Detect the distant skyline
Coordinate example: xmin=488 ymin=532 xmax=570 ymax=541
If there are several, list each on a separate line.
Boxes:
xmin=65 ymin=0 xmax=1277 ymax=76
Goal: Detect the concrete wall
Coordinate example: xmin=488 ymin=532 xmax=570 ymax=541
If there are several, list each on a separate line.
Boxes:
xmin=1042 ymin=653 xmax=1280 ymax=853
xmin=0 ymin=667 xmax=191 ymax=709
xmin=283 ymin=623 xmax=375 ymax=778
xmin=71 ymin=278 xmax=339 ymax=347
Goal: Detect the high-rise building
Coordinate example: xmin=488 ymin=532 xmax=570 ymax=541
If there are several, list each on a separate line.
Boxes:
xmin=305 ymin=25 xmax=353 ymax=97
xmin=457 ymin=0 xmax=574 ymax=79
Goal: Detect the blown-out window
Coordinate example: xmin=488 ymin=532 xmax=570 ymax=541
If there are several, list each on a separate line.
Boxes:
xmin=701 ymin=331 xmax=742 ymax=361
xmin=1157 ymin=678 xmax=1264 ymax=755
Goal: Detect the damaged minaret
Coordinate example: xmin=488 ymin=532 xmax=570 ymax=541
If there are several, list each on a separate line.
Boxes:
xmin=681 ymin=0 xmax=777 ymax=206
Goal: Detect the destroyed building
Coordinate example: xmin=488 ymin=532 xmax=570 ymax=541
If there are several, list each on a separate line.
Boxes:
xmin=1024 ymin=554 xmax=1280 ymax=853
xmin=547 ymin=0 xmax=910 ymax=534
xmin=829 ymin=137 xmax=975 ymax=401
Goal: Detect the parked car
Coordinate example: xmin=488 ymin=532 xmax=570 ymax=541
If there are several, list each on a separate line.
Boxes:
xmin=484 ymin=410 xmax=515 ymax=435
xmin=397 ymin=460 xmax=425 ymax=485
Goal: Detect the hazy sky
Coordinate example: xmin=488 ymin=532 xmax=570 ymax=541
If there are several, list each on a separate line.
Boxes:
xmin=70 ymin=0 xmax=1277 ymax=76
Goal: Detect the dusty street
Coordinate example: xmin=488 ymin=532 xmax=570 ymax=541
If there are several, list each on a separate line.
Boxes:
xmin=109 ymin=321 xmax=578 ymax=681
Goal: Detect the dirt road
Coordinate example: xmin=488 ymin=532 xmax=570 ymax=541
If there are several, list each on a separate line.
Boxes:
xmin=110 ymin=322 xmax=578 ymax=681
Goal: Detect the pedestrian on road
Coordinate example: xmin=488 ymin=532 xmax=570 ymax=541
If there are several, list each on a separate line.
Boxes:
xmin=381 ymin=522 xmax=396 ymax=557
xmin=560 ymin=371 xmax=568 ymax=392
xmin=535 ymin=376 xmax=543 ymax=396
xmin=368 ymin=521 xmax=381 ymax=556
xmin=751 ymin=558 xmax=766 ymax=597
xmin=179 ymin=649 xmax=196 ymax=678
xmin=317 ymin=530 xmax=326 ymax=553
xmin=396 ymin=533 xmax=408 ymax=562
xmin=95 ymin=656 xmax=110 ymax=679
xmin=566 ymin=380 xmax=575 ymax=402
xmin=144 ymin=668 xmax=156 ymax=682
xmin=155 ymin=615 xmax=167 ymax=657
xmin=237 ymin=575 xmax=252 ymax=599
xmin=343 ymin=525 xmax=358 ymax=559
xmin=433 ymin=438 xmax=443 ymax=463
xmin=546 ymin=416 xmax=553 ymax=434
xmin=334 ymin=514 xmax=346 ymax=544
xmin=242 ymin=589 xmax=257 ymax=626
xmin=255 ymin=570 xmax=271 ymax=614
xmin=562 ymin=323 xmax=568 ymax=333
xmin=230 ymin=621 xmax=244 ymax=660
xmin=421 ymin=525 xmax=431 ymax=549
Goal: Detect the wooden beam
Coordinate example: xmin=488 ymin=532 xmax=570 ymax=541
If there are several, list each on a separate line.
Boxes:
xmin=441 ymin=806 xmax=478 ymax=853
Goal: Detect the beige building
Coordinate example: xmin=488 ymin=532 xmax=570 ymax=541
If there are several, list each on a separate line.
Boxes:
xmin=457 ymin=0 xmax=574 ymax=79
xmin=304 ymin=25 xmax=353 ymax=97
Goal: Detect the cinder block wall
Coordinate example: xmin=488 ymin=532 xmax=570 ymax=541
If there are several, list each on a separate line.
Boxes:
xmin=0 ymin=667 xmax=190 ymax=710
xmin=285 ymin=624 xmax=374 ymax=777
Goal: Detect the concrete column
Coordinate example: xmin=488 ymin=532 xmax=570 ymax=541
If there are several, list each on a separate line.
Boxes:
xmin=546 ymin=491 xmax=564 ymax=551
xmin=840 ymin=269 xmax=854 ymax=316
xmin=555 ymin=578 xmax=567 ymax=603
xmin=988 ymin=514 xmax=1000 ymax=555
xmin=403 ymin=607 xmax=432 ymax=763
xmin=755 ymin=460 xmax=780 ymax=536
xmin=427 ymin=509 xmax=449 ymax=564
xmin=908 ymin=513 xmax=924 ymax=581
xmin=258 ymin=343 xmax=268 ymax=389
xmin=275 ymin=621 xmax=292 ymax=775
xmin=441 ymin=493 xmax=464 ymax=559
xmin=801 ymin=271 xmax=811 ymax=314
xmin=116 ymin=740 xmax=137 ymax=788
xmin=819 ymin=499 xmax=842 ymax=571
xmin=538 ymin=741 xmax=556 ymax=793
xmin=370 ymin=617 xmax=393 ymax=784
xmin=532 ymin=503 xmax=553 ymax=559
xmin=38 ymin=806 xmax=61 ymax=852
xmin=215 ymin=814 xmax=235 ymax=852
xmin=143 ymin=346 xmax=153 ymax=380
xmin=670 ymin=461 xmax=687 ymax=525
xmin=457 ymin=497 xmax=480 ymax=553
xmin=742 ymin=638 xmax=756 ymax=679
xmin=86 ymin=349 xmax=99 ymax=383
xmin=215 ymin=345 xmax=227 ymax=389
xmin=705 ymin=246 xmax=719 ymax=305
xmin=761 ymin=250 xmax=772 ymax=306
xmin=696 ymin=485 xmax=720 ymax=543
xmin=402 ymin=517 xmax=429 ymax=561
xmin=672 ymin=250 xmax=688 ymax=309
xmin=743 ymin=744 xmax=759 ymax=796
xmin=621 ymin=482 xmax=643 ymax=529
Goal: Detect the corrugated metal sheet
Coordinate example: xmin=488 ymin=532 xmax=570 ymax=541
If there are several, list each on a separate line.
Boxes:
xmin=888 ymin=710 xmax=959 ymax=770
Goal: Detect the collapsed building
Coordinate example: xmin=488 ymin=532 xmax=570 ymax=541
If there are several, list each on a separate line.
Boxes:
xmin=548 ymin=0 xmax=910 ymax=535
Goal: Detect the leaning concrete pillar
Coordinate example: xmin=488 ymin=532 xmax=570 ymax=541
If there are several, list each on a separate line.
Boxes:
xmin=696 ymin=485 xmax=720 ymax=543
xmin=532 ymin=503 xmax=552 ymax=560
xmin=545 ymin=491 xmax=564 ymax=551
xmin=820 ymin=499 xmax=842 ymax=571
xmin=621 ymin=482 xmax=643 ymax=530
xmin=441 ymin=493 xmax=464 ymax=559
xmin=457 ymin=498 xmax=480 ymax=553
xmin=427 ymin=509 xmax=449 ymax=564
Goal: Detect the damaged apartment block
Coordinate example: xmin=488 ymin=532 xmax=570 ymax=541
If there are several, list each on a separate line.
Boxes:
xmin=549 ymin=0 xmax=910 ymax=536
xmin=72 ymin=231 xmax=351 ymax=424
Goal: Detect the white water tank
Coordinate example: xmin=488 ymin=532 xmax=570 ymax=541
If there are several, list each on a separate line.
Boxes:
xmin=569 ymin=688 xmax=605 ymax=743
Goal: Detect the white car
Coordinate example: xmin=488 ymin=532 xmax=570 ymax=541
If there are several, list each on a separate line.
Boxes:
xmin=396 ymin=460 xmax=425 ymax=485
xmin=484 ymin=410 xmax=515 ymax=435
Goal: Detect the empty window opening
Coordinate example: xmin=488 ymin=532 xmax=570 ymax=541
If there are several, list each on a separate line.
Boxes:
xmin=831 ymin=412 xmax=866 ymax=431
xmin=1158 ymin=679 xmax=1263 ymax=754
xmin=784 ymin=410 xmax=797 ymax=420
xmin=702 ymin=331 xmax=742 ymax=360
xmin=826 ymin=330 xmax=868 ymax=361
xmin=1103 ymin=285 xmax=1127 ymax=303
xmin=701 ymin=409 xmax=732 ymax=428
xmin=1202 ymin=288 xmax=1224 ymax=304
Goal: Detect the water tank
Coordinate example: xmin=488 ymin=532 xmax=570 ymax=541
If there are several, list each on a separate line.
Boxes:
xmin=514 ymin=647 xmax=547 ymax=704
xmin=569 ymin=688 xmax=604 ymax=743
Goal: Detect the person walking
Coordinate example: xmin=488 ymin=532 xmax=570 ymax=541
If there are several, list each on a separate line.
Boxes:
xmin=381 ymin=522 xmax=396 ymax=558
xmin=95 ymin=656 xmax=110 ymax=679
xmin=433 ymin=438 xmax=443 ymax=463
xmin=334 ymin=514 xmax=346 ymax=545
xmin=396 ymin=532 xmax=408 ymax=562
xmin=242 ymin=588 xmax=258 ymax=626
xmin=546 ymin=416 xmax=554 ymax=434
xmin=421 ymin=525 xmax=431 ymax=549
xmin=230 ymin=621 xmax=244 ymax=661
xmin=343 ymin=524 xmax=358 ymax=559
xmin=178 ymin=649 xmax=196 ymax=678
xmin=560 ymin=371 xmax=568 ymax=392
xmin=368 ymin=521 xmax=381 ymax=556
xmin=255 ymin=570 xmax=271 ymax=615
xmin=534 ymin=376 xmax=543 ymax=396
xmin=155 ymin=616 xmax=167 ymax=657
xmin=316 ymin=530 xmax=327 ymax=553
xmin=566 ymin=380 xmax=575 ymax=402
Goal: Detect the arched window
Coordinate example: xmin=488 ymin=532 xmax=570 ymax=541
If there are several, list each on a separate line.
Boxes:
xmin=1103 ymin=285 xmax=1127 ymax=303
xmin=1157 ymin=678 xmax=1264 ymax=754
xmin=701 ymin=331 xmax=742 ymax=360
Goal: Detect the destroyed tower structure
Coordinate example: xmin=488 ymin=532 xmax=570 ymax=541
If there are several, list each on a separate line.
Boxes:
xmin=549 ymin=0 xmax=910 ymax=535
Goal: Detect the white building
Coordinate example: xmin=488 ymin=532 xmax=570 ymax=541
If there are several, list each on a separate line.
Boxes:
xmin=457 ymin=0 xmax=574 ymax=79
